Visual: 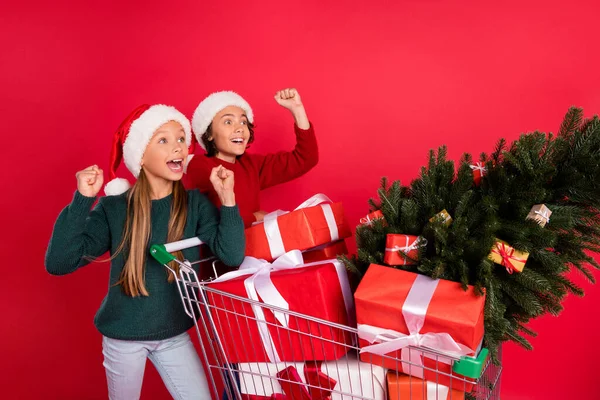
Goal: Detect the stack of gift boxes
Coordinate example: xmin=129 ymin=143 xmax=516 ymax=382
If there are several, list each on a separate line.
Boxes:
xmin=202 ymin=193 xmax=547 ymax=399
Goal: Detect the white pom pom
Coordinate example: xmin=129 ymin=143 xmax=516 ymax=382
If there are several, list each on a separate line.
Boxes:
xmin=104 ymin=178 xmax=131 ymax=196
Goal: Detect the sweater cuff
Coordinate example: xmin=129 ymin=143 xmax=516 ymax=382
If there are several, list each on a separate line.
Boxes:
xmin=294 ymin=121 xmax=313 ymax=134
xmin=70 ymin=191 xmax=97 ymax=215
xmin=220 ymin=205 xmax=243 ymax=226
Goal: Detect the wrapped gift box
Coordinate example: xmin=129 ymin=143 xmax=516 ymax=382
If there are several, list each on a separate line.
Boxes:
xmin=428 ymin=209 xmax=452 ymax=226
xmin=236 ymin=353 xmax=386 ymax=400
xmin=302 ymin=240 xmax=348 ymax=263
xmin=207 ymin=252 xmax=355 ymax=363
xmin=488 ymin=239 xmax=529 ymax=274
xmin=526 ymin=204 xmax=552 ymax=227
xmin=360 ymin=210 xmax=387 ymax=227
xmin=384 ymin=234 xmax=426 ymax=266
xmin=469 ymin=162 xmax=486 ymax=186
xmin=355 ymin=264 xmax=485 ymax=392
xmin=246 ymin=194 xmax=351 ymax=261
xmin=387 ymin=371 xmax=465 ymax=400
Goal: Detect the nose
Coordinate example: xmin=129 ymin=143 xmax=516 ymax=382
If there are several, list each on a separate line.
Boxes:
xmin=173 ymin=141 xmax=185 ymax=153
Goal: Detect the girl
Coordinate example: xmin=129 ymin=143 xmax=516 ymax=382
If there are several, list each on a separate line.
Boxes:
xmin=185 ymin=88 xmax=318 ymax=227
xmin=45 ymin=104 xmax=245 ymax=400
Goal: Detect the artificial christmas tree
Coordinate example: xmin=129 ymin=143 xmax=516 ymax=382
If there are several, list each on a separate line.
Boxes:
xmin=342 ymin=107 xmax=600 ymax=361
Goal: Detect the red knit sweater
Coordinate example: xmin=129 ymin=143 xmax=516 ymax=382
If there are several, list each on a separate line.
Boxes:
xmin=184 ymin=124 xmax=319 ymax=227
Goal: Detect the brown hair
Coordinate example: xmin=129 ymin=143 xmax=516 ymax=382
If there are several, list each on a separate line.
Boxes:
xmin=202 ymin=121 xmax=255 ymax=157
xmin=112 ymin=169 xmax=188 ymax=296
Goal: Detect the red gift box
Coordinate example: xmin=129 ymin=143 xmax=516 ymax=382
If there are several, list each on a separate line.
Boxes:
xmin=355 ymin=264 xmax=485 ymax=392
xmin=302 ymin=240 xmax=348 ymax=263
xmin=206 ymin=251 xmax=355 ymax=363
xmin=384 ymin=234 xmax=426 ymax=266
xmin=245 ymin=194 xmax=352 ymax=261
xmin=469 ymin=162 xmax=486 ymax=186
xmin=360 ymin=210 xmax=387 ymax=226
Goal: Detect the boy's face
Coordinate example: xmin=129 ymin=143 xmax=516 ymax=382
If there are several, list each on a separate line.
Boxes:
xmin=208 ymin=106 xmax=250 ymax=162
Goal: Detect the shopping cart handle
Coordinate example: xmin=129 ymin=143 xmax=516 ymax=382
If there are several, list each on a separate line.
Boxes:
xmin=452 ymin=348 xmax=489 ymax=379
xmin=150 ymin=238 xmax=204 ymax=264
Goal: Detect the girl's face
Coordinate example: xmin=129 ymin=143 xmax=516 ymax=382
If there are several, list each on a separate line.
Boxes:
xmin=141 ymin=120 xmax=188 ymax=185
xmin=208 ymin=106 xmax=250 ymax=162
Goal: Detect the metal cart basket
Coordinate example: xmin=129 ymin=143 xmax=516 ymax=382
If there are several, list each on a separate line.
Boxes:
xmin=150 ymin=238 xmax=502 ymax=400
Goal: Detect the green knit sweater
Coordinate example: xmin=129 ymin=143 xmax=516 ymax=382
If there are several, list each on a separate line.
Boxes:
xmin=45 ymin=189 xmax=245 ymax=341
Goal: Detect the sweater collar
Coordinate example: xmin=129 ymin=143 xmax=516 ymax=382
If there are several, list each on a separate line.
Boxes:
xmin=151 ymin=193 xmax=173 ymax=212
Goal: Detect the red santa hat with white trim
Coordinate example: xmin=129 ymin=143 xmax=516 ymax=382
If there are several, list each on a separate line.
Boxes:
xmin=191 ymin=91 xmax=254 ymax=150
xmin=104 ymin=104 xmax=192 ymax=196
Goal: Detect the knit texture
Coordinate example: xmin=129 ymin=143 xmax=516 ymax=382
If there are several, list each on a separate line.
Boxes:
xmin=45 ymin=190 xmax=245 ymax=340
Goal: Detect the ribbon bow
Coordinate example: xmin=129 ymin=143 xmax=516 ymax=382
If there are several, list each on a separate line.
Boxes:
xmin=491 ymin=241 xmax=527 ymax=274
xmin=359 ymin=210 xmax=384 ymax=226
xmin=258 ymin=194 xmax=340 ymax=260
xmin=469 ymin=161 xmax=487 ymax=173
xmin=244 ymin=362 xmax=337 ymax=400
xmin=385 ymin=237 xmax=428 ymax=254
xmin=358 ymin=274 xmax=474 ymax=379
xmin=211 ymin=250 xmax=354 ymax=363
xmin=534 ymin=209 xmax=551 ymax=224
xmin=276 ymin=362 xmax=337 ymax=400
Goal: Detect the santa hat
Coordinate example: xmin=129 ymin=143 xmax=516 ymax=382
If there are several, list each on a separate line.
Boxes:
xmin=191 ymin=91 xmax=254 ymax=150
xmin=104 ymin=104 xmax=192 ymax=196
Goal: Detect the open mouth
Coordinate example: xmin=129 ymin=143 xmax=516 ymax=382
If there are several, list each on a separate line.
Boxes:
xmin=166 ymin=159 xmax=184 ymax=172
xmin=231 ymin=138 xmax=245 ymax=145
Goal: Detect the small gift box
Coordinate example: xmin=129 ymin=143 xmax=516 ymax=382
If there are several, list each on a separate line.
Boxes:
xmin=355 ymin=264 xmax=485 ymax=392
xmin=488 ymin=239 xmax=529 ymax=274
xmin=207 ymin=251 xmax=355 ymax=363
xmin=302 ymin=240 xmax=348 ymax=263
xmin=237 ymin=353 xmax=386 ymax=400
xmin=386 ymin=371 xmax=465 ymax=400
xmin=428 ymin=209 xmax=452 ymax=226
xmin=245 ymin=194 xmax=352 ymax=261
xmin=360 ymin=210 xmax=387 ymax=227
xmin=469 ymin=161 xmax=486 ymax=186
xmin=526 ymin=204 xmax=552 ymax=227
xmin=384 ymin=234 xmax=427 ymax=266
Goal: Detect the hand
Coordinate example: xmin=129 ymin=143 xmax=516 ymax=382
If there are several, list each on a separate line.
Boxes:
xmin=76 ymin=165 xmax=103 ymax=197
xmin=274 ymin=88 xmax=303 ymax=110
xmin=274 ymin=88 xmax=310 ymax=129
xmin=210 ymin=165 xmax=236 ymax=206
xmin=253 ymin=210 xmax=268 ymax=222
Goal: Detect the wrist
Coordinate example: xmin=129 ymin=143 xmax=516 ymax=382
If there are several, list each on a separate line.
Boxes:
xmin=219 ymin=191 xmax=236 ymax=207
xmin=291 ymin=106 xmax=309 ymax=129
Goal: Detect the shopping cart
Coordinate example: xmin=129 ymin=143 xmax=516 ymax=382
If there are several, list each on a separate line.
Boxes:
xmin=150 ymin=239 xmax=502 ymax=400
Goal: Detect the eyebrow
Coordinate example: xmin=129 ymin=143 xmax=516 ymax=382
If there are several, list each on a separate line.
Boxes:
xmin=154 ymin=128 xmax=185 ymax=134
xmin=220 ymin=113 xmax=248 ymax=119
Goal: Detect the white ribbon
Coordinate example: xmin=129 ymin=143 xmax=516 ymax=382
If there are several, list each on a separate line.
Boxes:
xmin=385 ymin=236 xmax=427 ymax=265
xmin=469 ymin=162 xmax=486 ymax=173
xmin=358 ymin=275 xmax=473 ymax=377
xmin=426 ymin=381 xmax=450 ymax=400
xmin=534 ymin=208 xmax=551 ymax=224
xmin=211 ymin=250 xmax=355 ymax=363
xmin=261 ymin=194 xmax=340 ymax=260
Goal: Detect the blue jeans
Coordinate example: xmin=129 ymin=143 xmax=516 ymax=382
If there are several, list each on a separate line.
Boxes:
xmin=102 ymin=332 xmax=211 ymax=400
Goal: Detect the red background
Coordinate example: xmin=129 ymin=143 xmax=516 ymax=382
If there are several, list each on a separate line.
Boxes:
xmin=2 ymin=1 xmax=599 ymax=399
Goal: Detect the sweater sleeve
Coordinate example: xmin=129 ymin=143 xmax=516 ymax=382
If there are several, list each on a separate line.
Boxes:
xmin=255 ymin=123 xmax=319 ymax=190
xmin=45 ymin=191 xmax=111 ymax=275
xmin=195 ymin=195 xmax=246 ymax=267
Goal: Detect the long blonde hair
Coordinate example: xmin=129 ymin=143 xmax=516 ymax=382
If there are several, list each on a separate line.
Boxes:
xmin=113 ymin=170 xmax=188 ymax=297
